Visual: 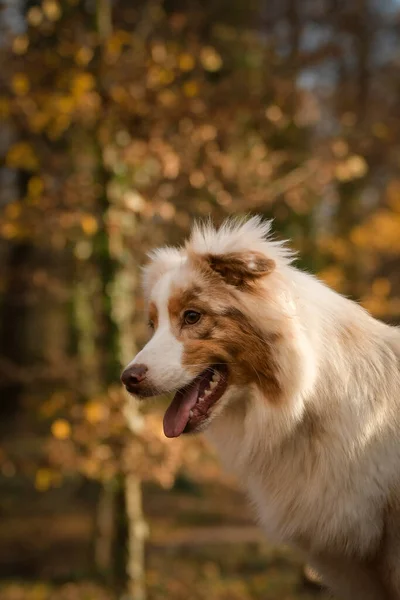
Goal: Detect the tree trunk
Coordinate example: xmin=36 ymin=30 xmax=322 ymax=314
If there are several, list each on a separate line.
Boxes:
xmin=94 ymin=478 xmax=117 ymax=580
xmin=124 ymin=473 xmax=148 ymax=600
xmin=96 ymin=0 xmax=112 ymax=41
xmin=108 ymin=208 xmax=148 ymax=600
xmin=93 ymin=2 xmax=147 ymax=595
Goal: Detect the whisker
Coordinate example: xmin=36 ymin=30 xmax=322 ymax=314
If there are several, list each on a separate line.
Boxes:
xmin=249 ymin=362 xmax=263 ymax=390
xmin=182 ymin=362 xmax=237 ymax=367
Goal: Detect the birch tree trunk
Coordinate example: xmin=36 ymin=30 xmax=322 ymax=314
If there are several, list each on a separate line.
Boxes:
xmin=108 ymin=206 xmax=148 ymax=600
xmin=94 ymin=1 xmax=148 ymax=595
xmin=124 ymin=473 xmax=147 ymax=600
xmin=92 ymin=145 xmax=148 ymax=600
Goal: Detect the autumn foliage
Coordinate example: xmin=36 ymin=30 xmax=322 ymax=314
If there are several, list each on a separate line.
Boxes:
xmin=0 ymin=0 xmax=399 ymax=598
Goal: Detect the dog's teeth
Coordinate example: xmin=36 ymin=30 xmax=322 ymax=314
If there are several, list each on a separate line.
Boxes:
xmin=189 ymin=410 xmax=194 ymax=418
xmin=212 ymin=372 xmax=220 ymax=383
xmin=204 ymin=389 xmax=211 ymax=396
xmin=209 ymin=380 xmax=218 ymax=389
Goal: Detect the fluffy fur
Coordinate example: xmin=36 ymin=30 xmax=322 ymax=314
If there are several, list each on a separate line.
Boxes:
xmin=123 ymin=216 xmax=400 ymax=599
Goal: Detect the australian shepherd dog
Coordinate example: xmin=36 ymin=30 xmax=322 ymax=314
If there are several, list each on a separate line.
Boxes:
xmin=121 ymin=216 xmax=400 ymax=599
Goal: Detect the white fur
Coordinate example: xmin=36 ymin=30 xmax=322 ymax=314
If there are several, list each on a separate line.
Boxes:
xmin=129 ymin=270 xmax=193 ymax=393
xmin=189 ymin=215 xmax=294 ymax=266
xmin=130 ymin=217 xmax=400 ymax=598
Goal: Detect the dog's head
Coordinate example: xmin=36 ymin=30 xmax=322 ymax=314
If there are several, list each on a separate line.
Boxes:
xmin=121 ymin=217 xmax=304 ymax=438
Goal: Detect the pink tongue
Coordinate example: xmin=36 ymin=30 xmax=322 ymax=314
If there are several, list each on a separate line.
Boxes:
xmin=163 ymin=380 xmax=200 ymax=438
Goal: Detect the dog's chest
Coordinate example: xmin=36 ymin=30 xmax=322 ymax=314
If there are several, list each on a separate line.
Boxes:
xmin=207 ymin=419 xmax=386 ymax=557
xmin=244 ymin=463 xmax=382 ymax=555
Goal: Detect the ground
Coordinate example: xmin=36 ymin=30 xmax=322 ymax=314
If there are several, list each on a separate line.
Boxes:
xmin=0 ymin=475 xmax=331 ymax=600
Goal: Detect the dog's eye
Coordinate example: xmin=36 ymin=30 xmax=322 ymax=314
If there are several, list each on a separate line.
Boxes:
xmin=148 ymin=320 xmax=155 ymax=330
xmin=183 ymin=310 xmax=201 ymax=325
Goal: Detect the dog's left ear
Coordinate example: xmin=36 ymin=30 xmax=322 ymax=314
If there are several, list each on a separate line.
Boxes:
xmin=201 ymin=251 xmax=275 ymax=287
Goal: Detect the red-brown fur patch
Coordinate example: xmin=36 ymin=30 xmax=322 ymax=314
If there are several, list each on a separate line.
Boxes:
xmin=187 ymin=250 xmax=275 ymax=291
xmin=167 ymin=273 xmax=282 ymax=400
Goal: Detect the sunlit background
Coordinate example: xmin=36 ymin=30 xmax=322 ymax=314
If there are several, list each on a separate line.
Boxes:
xmin=0 ymin=0 xmax=399 ymax=598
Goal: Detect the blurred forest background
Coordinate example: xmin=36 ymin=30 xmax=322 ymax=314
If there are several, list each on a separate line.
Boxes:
xmin=0 ymin=0 xmax=399 ymax=598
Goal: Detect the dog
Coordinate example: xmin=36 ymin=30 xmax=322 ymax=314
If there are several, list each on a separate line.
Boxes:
xmin=121 ymin=216 xmax=400 ymax=599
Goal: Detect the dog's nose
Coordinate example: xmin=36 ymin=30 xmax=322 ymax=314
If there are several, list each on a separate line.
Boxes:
xmin=121 ymin=364 xmax=148 ymax=388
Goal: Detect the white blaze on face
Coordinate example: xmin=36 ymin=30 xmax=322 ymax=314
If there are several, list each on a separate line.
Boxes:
xmin=125 ymin=270 xmax=193 ymax=393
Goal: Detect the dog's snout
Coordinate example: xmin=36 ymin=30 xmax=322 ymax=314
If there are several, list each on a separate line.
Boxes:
xmin=121 ymin=364 xmax=148 ymax=388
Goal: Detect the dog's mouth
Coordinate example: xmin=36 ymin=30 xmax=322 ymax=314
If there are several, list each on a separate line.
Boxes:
xmin=163 ymin=364 xmax=229 ymax=438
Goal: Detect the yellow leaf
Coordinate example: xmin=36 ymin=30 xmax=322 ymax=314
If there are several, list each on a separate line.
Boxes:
xmin=6 ymin=142 xmax=38 ymax=171
xmin=56 ymin=96 xmax=75 ymax=114
xmin=12 ymin=35 xmax=29 ymax=55
xmin=29 ymin=111 xmax=49 ymax=133
xmin=110 ymin=85 xmax=127 ymax=103
xmin=51 ymin=419 xmax=71 ymax=440
xmin=1 ymin=223 xmax=18 ymax=240
xmin=71 ymin=73 xmax=96 ymax=97
xmin=82 ymin=458 xmax=99 ymax=479
xmin=189 ymin=171 xmax=205 ymax=188
xmin=158 ymin=69 xmax=175 ymax=85
xmin=106 ymin=35 xmax=123 ymax=59
xmin=43 ymin=0 xmax=62 ymax=21
xmin=85 ymin=401 xmax=108 ymax=423
xmin=81 ymin=214 xmax=98 ymax=236
xmin=265 ymin=105 xmax=283 ymax=122
xmin=183 ymin=81 xmax=199 ymax=97
xmin=12 ymin=73 xmax=30 ymax=96
xmin=27 ymin=6 xmax=43 ymax=26
xmin=200 ymin=46 xmax=223 ymax=72
xmin=335 ymin=155 xmax=368 ymax=182
xmin=5 ymin=202 xmax=21 ymax=219
xmin=48 ymin=115 xmax=71 ymax=139
xmin=158 ymin=90 xmax=176 ymax=107
xmin=28 ymin=176 xmax=44 ymax=198
xmin=35 ymin=468 xmax=52 ymax=492
xmin=372 ymin=122 xmax=389 ymax=139
xmin=74 ymin=240 xmax=92 ymax=260
xmin=350 ymin=226 xmax=367 ymax=247
xmin=151 ymin=43 xmax=167 ymax=63
xmin=347 ymin=155 xmax=368 ymax=178
xmin=179 ymin=53 xmax=195 ymax=71
xmin=0 ymin=97 xmax=10 ymax=119
xmin=75 ymin=46 xmax=94 ymax=66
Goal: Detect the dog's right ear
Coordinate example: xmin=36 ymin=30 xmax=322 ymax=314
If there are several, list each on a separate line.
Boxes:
xmin=190 ymin=250 xmax=275 ymax=288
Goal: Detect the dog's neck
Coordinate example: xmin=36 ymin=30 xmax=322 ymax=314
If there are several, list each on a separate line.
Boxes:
xmin=205 ymin=385 xmax=309 ymax=476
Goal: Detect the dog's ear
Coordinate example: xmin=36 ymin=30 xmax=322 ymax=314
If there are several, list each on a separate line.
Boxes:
xmin=201 ymin=251 xmax=275 ymax=288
